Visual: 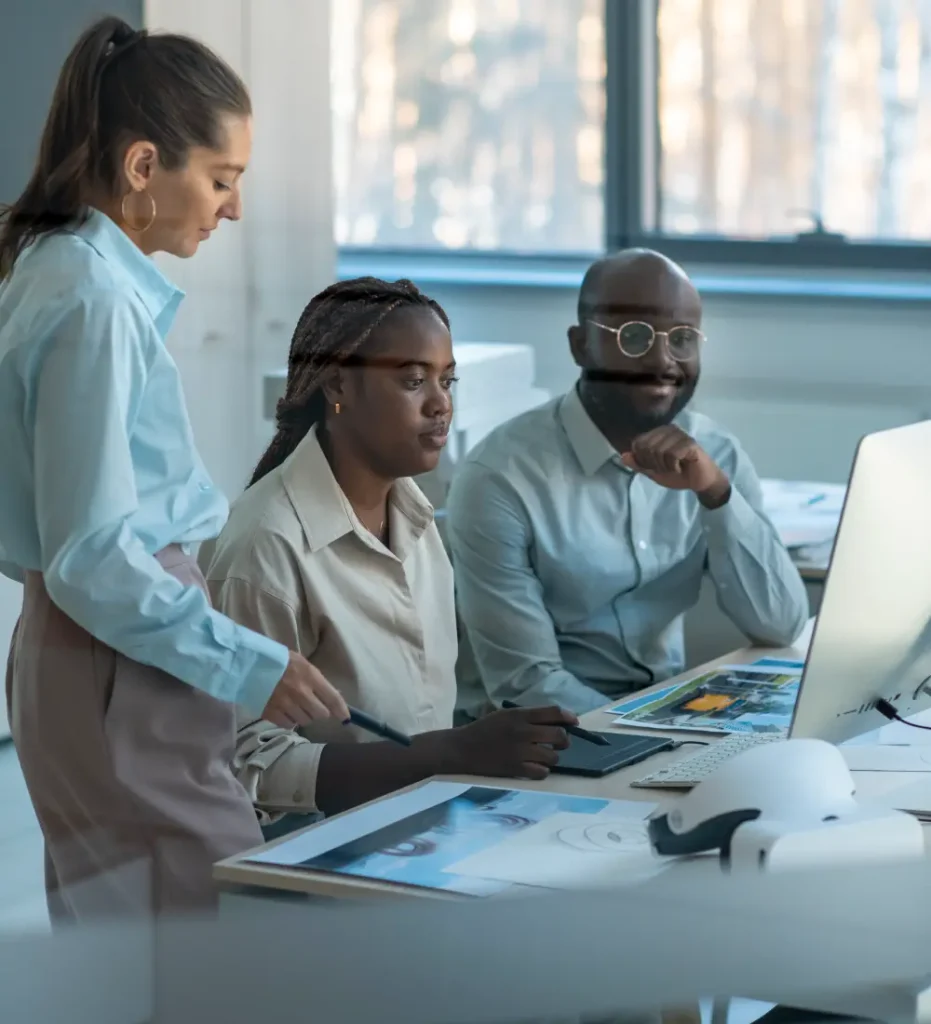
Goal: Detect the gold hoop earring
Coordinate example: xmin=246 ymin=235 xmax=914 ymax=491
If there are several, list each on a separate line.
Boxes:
xmin=334 ymin=402 xmax=341 ymax=415
xmin=121 ymin=190 xmax=157 ymax=234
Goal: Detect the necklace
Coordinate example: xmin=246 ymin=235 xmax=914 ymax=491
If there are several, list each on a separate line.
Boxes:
xmin=346 ymin=495 xmax=388 ymax=542
xmin=359 ymin=512 xmax=386 ymax=542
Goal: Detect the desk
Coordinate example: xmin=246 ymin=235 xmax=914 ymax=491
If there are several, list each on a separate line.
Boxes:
xmin=215 ymin=632 xmax=931 ymax=1022
xmin=215 ymin=637 xmax=811 ymax=902
xmin=794 ymin=549 xmax=830 ymax=583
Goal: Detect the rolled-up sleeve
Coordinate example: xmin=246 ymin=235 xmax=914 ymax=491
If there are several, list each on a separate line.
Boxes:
xmin=31 ymin=295 xmax=288 ymax=714
xmin=446 ymin=463 xmax=608 ymax=714
xmin=702 ymin=441 xmax=809 ymax=646
xmin=209 ymin=574 xmax=325 ymax=816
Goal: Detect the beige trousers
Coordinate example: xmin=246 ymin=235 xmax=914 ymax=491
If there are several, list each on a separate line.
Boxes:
xmin=5 ymin=546 xmax=263 ymax=922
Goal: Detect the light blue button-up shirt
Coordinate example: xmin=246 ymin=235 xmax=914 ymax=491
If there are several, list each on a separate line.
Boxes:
xmin=0 ymin=208 xmax=288 ymax=712
xmin=446 ymin=387 xmax=809 ymax=715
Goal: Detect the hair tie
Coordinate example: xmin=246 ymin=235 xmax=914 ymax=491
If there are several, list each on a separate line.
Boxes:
xmin=104 ymin=27 xmax=146 ymax=60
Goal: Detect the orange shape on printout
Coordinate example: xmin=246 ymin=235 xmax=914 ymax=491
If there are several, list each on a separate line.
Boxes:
xmin=683 ymin=693 xmax=735 ymax=713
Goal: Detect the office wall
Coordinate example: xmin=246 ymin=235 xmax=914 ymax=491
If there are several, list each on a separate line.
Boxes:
xmin=145 ymin=0 xmax=336 ymax=499
xmin=0 ymin=0 xmax=144 ymax=206
xmin=424 ymin=280 xmax=931 ymax=485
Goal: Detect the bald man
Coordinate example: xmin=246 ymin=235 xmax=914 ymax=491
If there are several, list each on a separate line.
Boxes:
xmin=446 ymin=249 xmax=808 ymax=717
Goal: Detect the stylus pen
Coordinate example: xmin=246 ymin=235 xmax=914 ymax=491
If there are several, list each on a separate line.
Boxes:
xmin=348 ymin=706 xmax=413 ymax=747
xmin=501 ymin=699 xmax=610 ymax=746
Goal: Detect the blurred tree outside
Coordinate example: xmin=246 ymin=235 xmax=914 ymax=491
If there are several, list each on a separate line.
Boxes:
xmin=331 ymin=0 xmax=931 ymax=251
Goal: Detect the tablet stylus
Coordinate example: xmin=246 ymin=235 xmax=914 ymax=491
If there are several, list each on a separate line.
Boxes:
xmin=501 ymin=699 xmax=611 ymax=746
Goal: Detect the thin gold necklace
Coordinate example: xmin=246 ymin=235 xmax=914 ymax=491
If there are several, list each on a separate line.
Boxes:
xmin=358 ymin=509 xmax=386 ymax=540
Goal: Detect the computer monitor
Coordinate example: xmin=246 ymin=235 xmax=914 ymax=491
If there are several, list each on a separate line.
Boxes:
xmin=790 ymin=420 xmax=931 ymax=744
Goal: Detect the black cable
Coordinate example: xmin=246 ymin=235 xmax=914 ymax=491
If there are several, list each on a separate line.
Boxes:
xmin=874 ymin=698 xmax=931 ymax=731
xmin=672 ymin=740 xmax=711 ymax=749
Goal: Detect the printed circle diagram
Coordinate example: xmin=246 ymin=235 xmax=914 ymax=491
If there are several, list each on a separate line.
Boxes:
xmin=555 ymin=821 xmax=650 ymax=853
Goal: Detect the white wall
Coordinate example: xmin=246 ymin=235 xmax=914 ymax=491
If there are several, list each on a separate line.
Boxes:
xmin=146 ymin=0 xmax=335 ymax=497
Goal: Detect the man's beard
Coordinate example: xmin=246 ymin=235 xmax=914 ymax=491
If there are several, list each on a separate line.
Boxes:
xmin=579 ymin=368 xmax=698 ymax=435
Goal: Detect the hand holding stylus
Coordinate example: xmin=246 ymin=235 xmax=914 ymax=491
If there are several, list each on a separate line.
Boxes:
xmin=501 ymin=699 xmax=610 ymax=746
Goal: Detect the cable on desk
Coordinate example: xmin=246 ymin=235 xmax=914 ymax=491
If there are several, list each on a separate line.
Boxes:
xmin=671 ymin=740 xmax=711 ymax=750
xmin=874 ymin=698 xmax=931 ymax=732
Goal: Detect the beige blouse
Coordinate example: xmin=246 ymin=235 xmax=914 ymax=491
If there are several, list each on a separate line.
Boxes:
xmin=202 ymin=426 xmax=458 ymax=817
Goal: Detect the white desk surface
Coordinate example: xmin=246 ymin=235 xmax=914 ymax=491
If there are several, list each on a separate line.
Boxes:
xmin=214 ymin=619 xmax=931 ymax=1024
xmin=216 ymin=617 xmax=925 ymax=900
xmin=216 ymin=625 xmax=851 ymax=901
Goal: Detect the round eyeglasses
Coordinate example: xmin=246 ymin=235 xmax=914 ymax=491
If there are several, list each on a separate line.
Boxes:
xmin=587 ymin=319 xmax=704 ymax=362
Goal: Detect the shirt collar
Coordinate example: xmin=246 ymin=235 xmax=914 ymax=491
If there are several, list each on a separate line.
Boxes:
xmin=282 ymin=425 xmax=435 ymax=559
xmin=74 ymin=207 xmax=184 ymax=337
xmin=557 ymin=385 xmax=628 ymax=476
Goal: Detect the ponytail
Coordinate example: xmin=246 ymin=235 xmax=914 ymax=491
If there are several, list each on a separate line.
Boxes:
xmin=0 ymin=16 xmax=251 ymax=279
xmin=249 ymin=278 xmax=450 ymax=487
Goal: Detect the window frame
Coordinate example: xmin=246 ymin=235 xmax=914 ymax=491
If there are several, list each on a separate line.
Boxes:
xmin=336 ymin=0 xmax=931 ymax=275
xmin=609 ymin=0 xmax=931 ymax=273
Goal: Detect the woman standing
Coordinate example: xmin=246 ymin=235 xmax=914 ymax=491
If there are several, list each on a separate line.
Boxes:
xmin=0 ymin=16 xmax=347 ymax=922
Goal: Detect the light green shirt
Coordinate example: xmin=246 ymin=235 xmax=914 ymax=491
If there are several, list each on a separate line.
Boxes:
xmin=446 ymin=387 xmax=808 ymax=715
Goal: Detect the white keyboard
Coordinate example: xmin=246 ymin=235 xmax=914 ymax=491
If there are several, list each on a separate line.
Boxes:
xmin=631 ymin=731 xmax=785 ymax=789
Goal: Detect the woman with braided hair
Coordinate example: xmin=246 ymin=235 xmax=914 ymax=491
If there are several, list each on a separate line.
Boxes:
xmin=204 ymin=276 xmax=578 ymax=823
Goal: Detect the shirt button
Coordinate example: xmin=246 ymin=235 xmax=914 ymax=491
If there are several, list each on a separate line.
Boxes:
xmin=638 ymin=540 xmax=647 ymax=550
xmin=199 ymin=482 xmax=211 ymax=492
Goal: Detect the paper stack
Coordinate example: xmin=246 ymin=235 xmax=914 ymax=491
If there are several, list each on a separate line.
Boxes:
xmin=760 ymin=479 xmax=846 ymax=554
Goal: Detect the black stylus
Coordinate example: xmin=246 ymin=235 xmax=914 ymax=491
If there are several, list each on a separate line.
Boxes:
xmin=500 ymin=699 xmax=611 ymax=746
xmin=347 ymin=706 xmax=413 ymax=747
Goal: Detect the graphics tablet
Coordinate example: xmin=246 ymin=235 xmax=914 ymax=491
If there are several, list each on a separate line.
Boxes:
xmin=550 ymin=731 xmax=674 ymax=778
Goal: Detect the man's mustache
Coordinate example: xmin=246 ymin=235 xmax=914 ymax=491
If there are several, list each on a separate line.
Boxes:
xmin=583 ymin=368 xmax=683 ymax=385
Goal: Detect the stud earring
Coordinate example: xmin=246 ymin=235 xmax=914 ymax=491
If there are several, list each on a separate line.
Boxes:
xmin=334 ymin=402 xmax=341 ymax=415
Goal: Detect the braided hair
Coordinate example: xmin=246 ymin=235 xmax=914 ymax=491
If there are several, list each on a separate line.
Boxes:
xmin=249 ymin=277 xmax=450 ymax=487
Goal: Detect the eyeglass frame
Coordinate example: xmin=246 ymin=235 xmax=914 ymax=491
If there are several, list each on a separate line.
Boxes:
xmin=585 ymin=318 xmax=705 ymax=363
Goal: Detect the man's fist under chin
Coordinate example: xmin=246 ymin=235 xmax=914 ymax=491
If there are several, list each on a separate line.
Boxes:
xmin=621 ymin=426 xmax=731 ymax=508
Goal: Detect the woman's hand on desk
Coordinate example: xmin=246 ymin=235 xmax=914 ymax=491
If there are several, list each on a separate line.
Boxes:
xmin=434 ymin=706 xmax=577 ymax=781
xmin=314 ymin=705 xmax=579 ymax=815
xmin=261 ymin=652 xmax=350 ymax=728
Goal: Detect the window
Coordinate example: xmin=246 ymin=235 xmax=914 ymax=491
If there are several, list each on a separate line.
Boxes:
xmin=331 ymin=0 xmax=605 ymax=253
xmin=655 ymin=0 xmax=931 ymax=243
xmin=333 ymin=0 xmax=931 ymax=268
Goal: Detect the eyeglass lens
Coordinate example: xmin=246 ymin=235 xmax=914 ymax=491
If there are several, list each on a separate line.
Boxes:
xmin=617 ymin=322 xmax=701 ymax=362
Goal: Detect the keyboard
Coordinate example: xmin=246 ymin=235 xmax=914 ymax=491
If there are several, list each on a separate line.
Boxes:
xmin=631 ymin=731 xmax=785 ymax=789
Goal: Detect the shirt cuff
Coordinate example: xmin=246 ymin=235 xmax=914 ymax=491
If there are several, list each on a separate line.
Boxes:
xmin=699 ymin=485 xmax=758 ymax=546
xmin=247 ymin=738 xmax=326 ymax=815
xmin=223 ymin=625 xmax=290 ymax=714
